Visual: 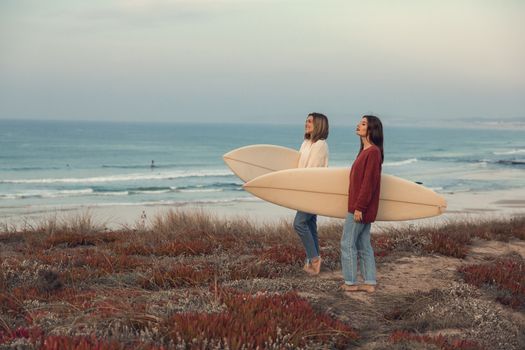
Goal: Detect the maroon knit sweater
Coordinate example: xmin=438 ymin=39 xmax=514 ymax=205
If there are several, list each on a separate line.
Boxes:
xmin=347 ymin=145 xmax=382 ymax=223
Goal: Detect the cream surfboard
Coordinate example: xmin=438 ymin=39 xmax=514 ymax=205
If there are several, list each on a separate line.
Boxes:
xmin=223 ymin=144 xmax=300 ymax=182
xmin=243 ymin=168 xmax=447 ymax=221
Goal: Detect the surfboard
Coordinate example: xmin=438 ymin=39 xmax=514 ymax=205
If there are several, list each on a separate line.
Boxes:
xmin=243 ymin=168 xmax=447 ymax=221
xmin=223 ymin=144 xmax=300 ymax=182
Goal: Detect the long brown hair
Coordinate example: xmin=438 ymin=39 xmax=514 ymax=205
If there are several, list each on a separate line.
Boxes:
xmin=304 ymin=112 xmax=329 ymax=142
xmin=359 ymin=115 xmax=384 ymax=163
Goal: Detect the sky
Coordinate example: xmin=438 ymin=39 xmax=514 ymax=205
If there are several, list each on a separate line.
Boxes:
xmin=0 ymin=0 xmax=524 ymax=125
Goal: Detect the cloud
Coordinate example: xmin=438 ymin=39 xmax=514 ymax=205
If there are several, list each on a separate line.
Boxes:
xmin=1 ymin=1 xmax=524 ymax=122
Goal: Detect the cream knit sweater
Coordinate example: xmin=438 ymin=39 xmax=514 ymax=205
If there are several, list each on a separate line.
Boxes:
xmin=298 ymin=139 xmax=329 ymax=168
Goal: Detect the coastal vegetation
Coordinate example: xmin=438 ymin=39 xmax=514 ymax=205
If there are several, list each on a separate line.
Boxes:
xmin=1 ymin=212 xmax=524 ymax=349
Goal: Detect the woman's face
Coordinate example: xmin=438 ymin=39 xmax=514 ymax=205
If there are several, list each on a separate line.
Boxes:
xmin=356 ymin=117 xmax=368 ymax=138
xmin=305 ymin=115 xmax=314 ymax=134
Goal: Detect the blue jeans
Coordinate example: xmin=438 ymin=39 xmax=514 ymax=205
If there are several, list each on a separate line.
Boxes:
xmin=293 ymin=211 xmax=319 ymax=262
xmin=341 ymin=213 xmax=377 ymax=285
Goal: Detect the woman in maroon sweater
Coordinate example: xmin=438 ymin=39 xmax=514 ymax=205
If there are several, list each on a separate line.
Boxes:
xmin=341 ymin=115 xmax=383 ymax=293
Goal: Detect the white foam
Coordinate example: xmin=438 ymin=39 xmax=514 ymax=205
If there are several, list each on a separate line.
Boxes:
xmin=0 ymin=188 xmax=95 ymax=199
xmin=384 ymin=158 xmax=418 ymax=167
xmin=178 ymin=189 xmax=223 ymax=193
xmin=0 ymin=169 xmax=233 ymax=184
xmin=96 ymin=191 xmax=130 ymax=196
xmin=473 ymin=161 xmax=489 ymax=168
xmin=130 ymin=189 xmax=172 ymax=195
xmin=493 ymin=149 xmax=525 ymax=155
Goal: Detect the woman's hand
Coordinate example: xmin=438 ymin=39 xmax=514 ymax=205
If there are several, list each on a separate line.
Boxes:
xmin=354 ymin=210 xmax=363 ymax=222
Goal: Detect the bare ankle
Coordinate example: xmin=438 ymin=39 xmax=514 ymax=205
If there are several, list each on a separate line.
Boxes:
xmin=310 ymin=257 xmax=322 ymax=274
xmin=359 ymin=284 xmax=376 ymax=293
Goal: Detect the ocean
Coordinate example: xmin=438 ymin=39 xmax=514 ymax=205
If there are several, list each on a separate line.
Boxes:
xmin=0 ymin=120 xmax=524 ymax=219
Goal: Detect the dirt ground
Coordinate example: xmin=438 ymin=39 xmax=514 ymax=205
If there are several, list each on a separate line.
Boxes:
xmin=230 ymin=238 xmax=525 ymax=349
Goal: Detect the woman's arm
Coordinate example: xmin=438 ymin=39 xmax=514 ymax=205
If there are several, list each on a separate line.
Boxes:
xmin=355 ymin=149 xmax=381 ymax=213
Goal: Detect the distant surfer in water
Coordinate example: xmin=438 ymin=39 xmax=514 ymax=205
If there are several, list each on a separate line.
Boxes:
xmin=294 ymin=113 xmax=329 ymax=275
xmin=341 ymin=115 xmax=383 ymax=293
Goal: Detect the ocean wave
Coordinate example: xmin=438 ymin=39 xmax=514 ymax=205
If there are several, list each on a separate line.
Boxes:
xmin=0 ymin=182 xmax=243 ymax=200
xmin=493 ymin=149 xmax=525 ymax=155
xmin=418 ymin=156 xmax=525 ymax=168
xmin=94 ymin=191 xmax=130 ymax=197
xmin=384 ymin=158 xmax=418 ymax=167
xmin=178 ymin=188 xmax=223 ymax=193
xmin=471 ymin=159 xmax=525 ymax=167
xmin=0 ymin=166 xmax=62 ymax=171
xmin=0 ymin=170 xmax=234 ymax=184
xmin=175 ymin=183 xmax=242 ymax=191
xmin=92 ymin=186 xmax=173 ymax=193
xmin=0 ymin=189 xmax=94 ymax=200
xmin=496 ymin=159 xmax=525 ymax=166
xmin=473 ymin=160 xmax=489 ymax=167
xmin=129 ymin=189 xmax=173 ymax=195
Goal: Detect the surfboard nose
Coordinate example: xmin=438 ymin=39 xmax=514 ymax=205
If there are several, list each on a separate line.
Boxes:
xmin=222 ymin=150 xmax=235 ymax=161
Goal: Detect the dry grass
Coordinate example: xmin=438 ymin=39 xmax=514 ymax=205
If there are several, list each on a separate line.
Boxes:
xmin=0 ymin=211 xmax=524 ymax=349
xmin=379 ymin=216 xmax=525 ymax=259
xmin=459 ymin=253 xmax=525 ymax=310
xmin=388 ymin=330 xmax=482 ymax=350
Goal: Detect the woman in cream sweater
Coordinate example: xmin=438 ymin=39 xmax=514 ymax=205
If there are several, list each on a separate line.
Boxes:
xmin=294 ymin=113 xmax=329 ymax=275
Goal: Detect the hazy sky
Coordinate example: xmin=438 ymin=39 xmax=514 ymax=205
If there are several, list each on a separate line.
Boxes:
xmin=1 ymin=0 xmax=524 ymax=124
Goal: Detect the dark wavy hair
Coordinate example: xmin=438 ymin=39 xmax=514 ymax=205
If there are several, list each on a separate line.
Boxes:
xmin=360 ymin=115 xmax=384 ymax=163
xmin=304 ymin=112 xmax=329 ymax=142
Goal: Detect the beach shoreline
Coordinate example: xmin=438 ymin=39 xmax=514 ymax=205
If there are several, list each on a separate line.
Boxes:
xmin=2 ymin=186 xmax=524 ymax=231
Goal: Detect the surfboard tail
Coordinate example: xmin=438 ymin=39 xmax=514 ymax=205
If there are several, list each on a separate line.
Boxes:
xmin=223 ymin=145 xmax=300 ymax=182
